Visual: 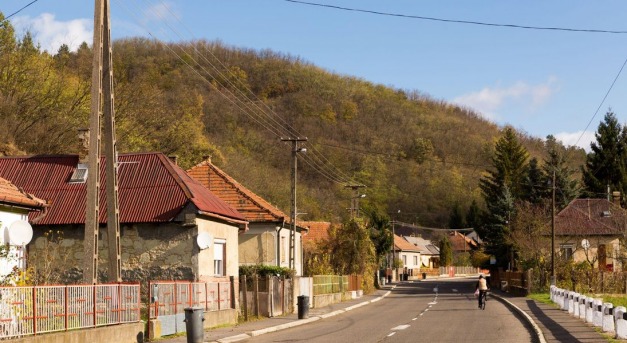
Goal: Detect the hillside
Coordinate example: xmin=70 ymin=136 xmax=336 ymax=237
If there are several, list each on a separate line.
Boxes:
xmin=0 ymin=21 xmax=586 ymax=226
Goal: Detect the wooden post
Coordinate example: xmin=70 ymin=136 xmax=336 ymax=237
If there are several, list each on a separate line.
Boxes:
xmin=242 ymin=275 xmax=248 ymax=321
xmin=254 ymin=275 xmax=259 ymax=317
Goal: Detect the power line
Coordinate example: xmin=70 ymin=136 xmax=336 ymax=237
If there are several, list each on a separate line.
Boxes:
xmin=284 ymin=0 xmax=627 ymax=34
xmin=3 ymin=0 xmax=39 ymax=21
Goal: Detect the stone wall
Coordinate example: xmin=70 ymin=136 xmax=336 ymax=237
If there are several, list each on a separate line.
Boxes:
xmin=27 ymin=222 xmax=195 ymax=285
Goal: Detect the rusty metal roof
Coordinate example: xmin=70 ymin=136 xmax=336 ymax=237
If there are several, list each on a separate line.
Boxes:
xmin=0 ymin=153 xmax=245 ymax=225
xmin=555 ymin=198 xmax=627 ymax=236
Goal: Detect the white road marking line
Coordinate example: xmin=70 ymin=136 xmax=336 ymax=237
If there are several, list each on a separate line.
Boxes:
xmin=428 ymin=302 xmax=437 ymax=305
xmin=412 ymin=317 xmax=417 ymax=321
xmin=388 ymin=332 xmax=396 ymax=337
xmin=420 ymin=313 xmax=424 ymax=316
xmin=392 ymin=325 xmax=410 ymax=331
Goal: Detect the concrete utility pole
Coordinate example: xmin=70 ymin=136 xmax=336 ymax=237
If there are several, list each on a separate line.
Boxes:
xmin=550 ymin=170 xmax=556 ymax=286
xmin=281 ymin=137 xmax=307 ymax=270
xmin=84 ymin=0 xmax=122 ymax=284
xmin=346 ymin=184 xmax=366 ymax=218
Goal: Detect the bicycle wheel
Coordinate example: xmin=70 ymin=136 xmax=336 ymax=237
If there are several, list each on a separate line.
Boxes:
xmin=481 ymin=294 xmax=486 ymax=310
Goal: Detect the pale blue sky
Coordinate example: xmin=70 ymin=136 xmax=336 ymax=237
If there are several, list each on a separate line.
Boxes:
xmin=6 ymin=0 xmax=627 ymax=151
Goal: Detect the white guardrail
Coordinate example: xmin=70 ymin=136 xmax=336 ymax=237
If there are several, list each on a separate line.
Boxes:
xmin=550 ymin=285 xmax=627 ymax=339
xmin=0 ymin=283 xmax=141 ymax=340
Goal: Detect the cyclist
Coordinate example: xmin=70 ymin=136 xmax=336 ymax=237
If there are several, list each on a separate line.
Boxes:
xmin=475 ymin=274 xmax=489 ymax=309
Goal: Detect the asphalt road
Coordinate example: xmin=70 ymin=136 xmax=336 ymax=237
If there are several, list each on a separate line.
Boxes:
xmin=242 ymin=279 xmax=534 ymax=343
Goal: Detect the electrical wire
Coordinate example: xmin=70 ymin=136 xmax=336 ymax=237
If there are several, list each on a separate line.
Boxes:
xmin=284 ymin=0 xmax=627 ymax=34
xmin=4 ymin=0 xmax=39 ymax=21
xmin=116 ymin=0 xmax=360 ymax=186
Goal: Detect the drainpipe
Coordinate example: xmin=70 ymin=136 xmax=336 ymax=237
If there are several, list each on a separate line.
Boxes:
xmin=277 ymin=219 xmax=286 ymax=267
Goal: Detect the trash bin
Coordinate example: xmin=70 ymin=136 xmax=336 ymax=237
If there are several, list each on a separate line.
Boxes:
xmin=422 ymin=272 xmax=427 ymax=280
xmin=297 ymin=295 xmax=310 ymax=319
xmin=184 ymin=307 xmax=205 ymax=343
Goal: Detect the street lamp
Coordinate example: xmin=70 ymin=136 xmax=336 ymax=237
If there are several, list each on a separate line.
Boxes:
xmin=351 ymin=193 xmax=366 ymax=218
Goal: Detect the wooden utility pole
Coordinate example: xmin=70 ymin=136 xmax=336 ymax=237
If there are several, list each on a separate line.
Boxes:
xmin=83 ymin=0 xmax=122 ymax=284
xmin=281 ymin=137 xmax=307 ymax=270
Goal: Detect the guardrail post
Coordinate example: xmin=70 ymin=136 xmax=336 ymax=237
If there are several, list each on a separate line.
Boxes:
xmin=585 ymin=297 xmax=594 ymax=324
xmin=579 ymin=296 xmax=587 ymax=320
xmin=593 ymin=299 xmax=603 ymax=327
xmin=615 ymin=306 xmax=627 ymax=339
xmin=602 ymin=302 xmax=615 ymax=333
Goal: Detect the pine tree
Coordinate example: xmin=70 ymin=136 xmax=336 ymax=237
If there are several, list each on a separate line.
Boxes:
xmin=522 ymin=157 xmax=544 ymax=204
xmin=479 ymin=127 xmax=528 ymax=266
xmin=448 ymin=203 xmax=465 ymax=230
xmin=439 ymin=235 xmax=453 ymax=267
xmin=543 ymin=135 xmax=579 ymax=210
xmin=465 ymin=200 xmax=482 ymax=231
xmin=582 ymin=111 xmax=627 ymax=200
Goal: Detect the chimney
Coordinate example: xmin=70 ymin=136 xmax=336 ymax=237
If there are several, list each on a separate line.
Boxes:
xmin=78 ymin=129 xmax=89 ymax=163
xmin=612 ymin=191 xmax=621 ymax=205
xmin=168 ymin=155 xmax=178 ymax=165
xmin=203 ymin=155 xmax=211 ymax=163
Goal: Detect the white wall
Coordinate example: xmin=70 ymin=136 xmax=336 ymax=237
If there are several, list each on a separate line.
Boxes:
xmin=0 ymin=207 xmax=30 ymax=279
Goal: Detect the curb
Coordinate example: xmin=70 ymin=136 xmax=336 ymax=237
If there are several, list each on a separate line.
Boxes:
xmin=490 ymin=293 xmax=547 ymax=343
xmin=211 ymin=287 xmax=395 ymax=343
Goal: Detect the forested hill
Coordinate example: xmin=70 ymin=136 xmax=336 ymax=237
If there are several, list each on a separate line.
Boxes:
xmin=0 ymin=21 xmax=585 ymax=226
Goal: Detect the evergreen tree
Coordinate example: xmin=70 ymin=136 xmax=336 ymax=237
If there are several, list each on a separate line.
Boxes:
xmin=522 ymin=157 xmax=544 ymax=204
xmin=448 ymin=203 xmax=465 ymax=230
xmin=582 ymin=111 xmax=627 ymax=200
xmin=439 ymin=235 xmax=453 ymax=267
xmin=543 ymin=135 xmax=579 ymax=210
xmin=479 ymin=127 xmax=528 ymax=267
xmin=465 ymin=200 xmax=482 ymax=231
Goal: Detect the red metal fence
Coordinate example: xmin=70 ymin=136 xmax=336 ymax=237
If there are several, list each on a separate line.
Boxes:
xmin=148 ymin=280 xmax=232 ymax=319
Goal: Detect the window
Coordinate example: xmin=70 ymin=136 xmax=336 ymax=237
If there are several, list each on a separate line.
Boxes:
xmin=402 ymin=255 xmax=407 ymax=267
xmin=413 ymin=256 xmax=418 ymax=266
xmin=214 ymin=239 xmax=225 ymax=276
xmin=560 ymin=244 xmax=574 ymax=260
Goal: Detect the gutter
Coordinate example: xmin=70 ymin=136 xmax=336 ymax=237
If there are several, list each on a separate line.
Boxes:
xmin=197 ymin=210 xmax=249 ymax=232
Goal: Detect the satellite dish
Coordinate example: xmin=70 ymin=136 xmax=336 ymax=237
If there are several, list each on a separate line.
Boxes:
xmin=197 ymin=233 xmax=213 ymax=250
xmin=8 ymin=220 xmax=33 ymax=246
xmin=581 ymin=239 xmax=590 ymax=250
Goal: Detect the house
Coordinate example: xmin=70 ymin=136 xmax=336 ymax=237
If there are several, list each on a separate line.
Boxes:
xmin=301 ymin=221 xmax=331 ymax=246
xmin=0 ymin=177 xmax=47 ymax=281
xmin=554 ymin=198 xmax=627 ymax=271
xmin=188 ymin=158 xmax=307 ymax=275
xmin=0 ymin=152 xmax=247 ymax=284
xmin=448 ymin=231 xmax=478 ymax=253
xmin=403 ymin=235 xmax=440 ymax=269
xmin=389 ymin=234 xmax=422 ymax=280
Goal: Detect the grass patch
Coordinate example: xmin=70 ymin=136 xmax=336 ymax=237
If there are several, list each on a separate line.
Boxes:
xmin=527 ymin=293 xmax=553 ymax=305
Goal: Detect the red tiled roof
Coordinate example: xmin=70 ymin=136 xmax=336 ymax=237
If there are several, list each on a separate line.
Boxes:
xmin=301 ymin=221 xmax=331 ymax=243
xmin=394 ymin=234 xmax=422 ymax=253
xmin=555 ymin=198 xmax=627 ymax=236
xmin=448 ymin=231 xmax=477 ymax=252
xmin=188 ymin=159 xmax=287 ymax=223
xmin=0 ymin=177 xmax=47 ymax=209
xmin=0 ymin=153 xmax=245 ymax=225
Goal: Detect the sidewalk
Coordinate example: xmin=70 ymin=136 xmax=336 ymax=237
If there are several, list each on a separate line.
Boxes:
xmin=492 ymin=290 xmax=610 ymax=343
xmin=159 ymin=285 xmax=394 ymax=343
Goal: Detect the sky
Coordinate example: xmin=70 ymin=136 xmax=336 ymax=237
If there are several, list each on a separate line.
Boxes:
xmin=5 ymin=0 xmax=627 ymax=151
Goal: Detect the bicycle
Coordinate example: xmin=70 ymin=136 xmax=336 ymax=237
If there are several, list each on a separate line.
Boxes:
xmin=479 ymin=290 xmax=488 ymax=310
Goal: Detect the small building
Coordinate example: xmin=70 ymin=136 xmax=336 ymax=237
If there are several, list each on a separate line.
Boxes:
xmin=0 ymin=152 xmax=247 ymax=284
xmin=188 ymin=158 xmax=307 ymax=275
xmin=554 ymin=198 xmax=627 ymax=271
xmin=389 ymin=234 xmax=422 ymax=280
xmin=0 ymin=177 xmax=47 ymax=281
xmin=403 ymin=235 xmax=440 ymax=269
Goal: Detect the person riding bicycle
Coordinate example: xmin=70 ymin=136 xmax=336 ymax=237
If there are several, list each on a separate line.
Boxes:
xmin=475 ymin=274 xmax=489 ymax=308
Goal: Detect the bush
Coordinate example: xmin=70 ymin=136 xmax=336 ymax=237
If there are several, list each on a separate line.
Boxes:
xmin=239 ymin=265 xmax=294 ymax=278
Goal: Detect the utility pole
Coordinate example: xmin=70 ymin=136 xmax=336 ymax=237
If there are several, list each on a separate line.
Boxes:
xmin=346 ymin=184 xmax=366 ymax=218
xmin=84 ymin=0 xmax=122 ymax=284
xmin=282 ymin=137 xmax=307 ymax=270
xmin=551 ymin=170 xmax=556 ymax=286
